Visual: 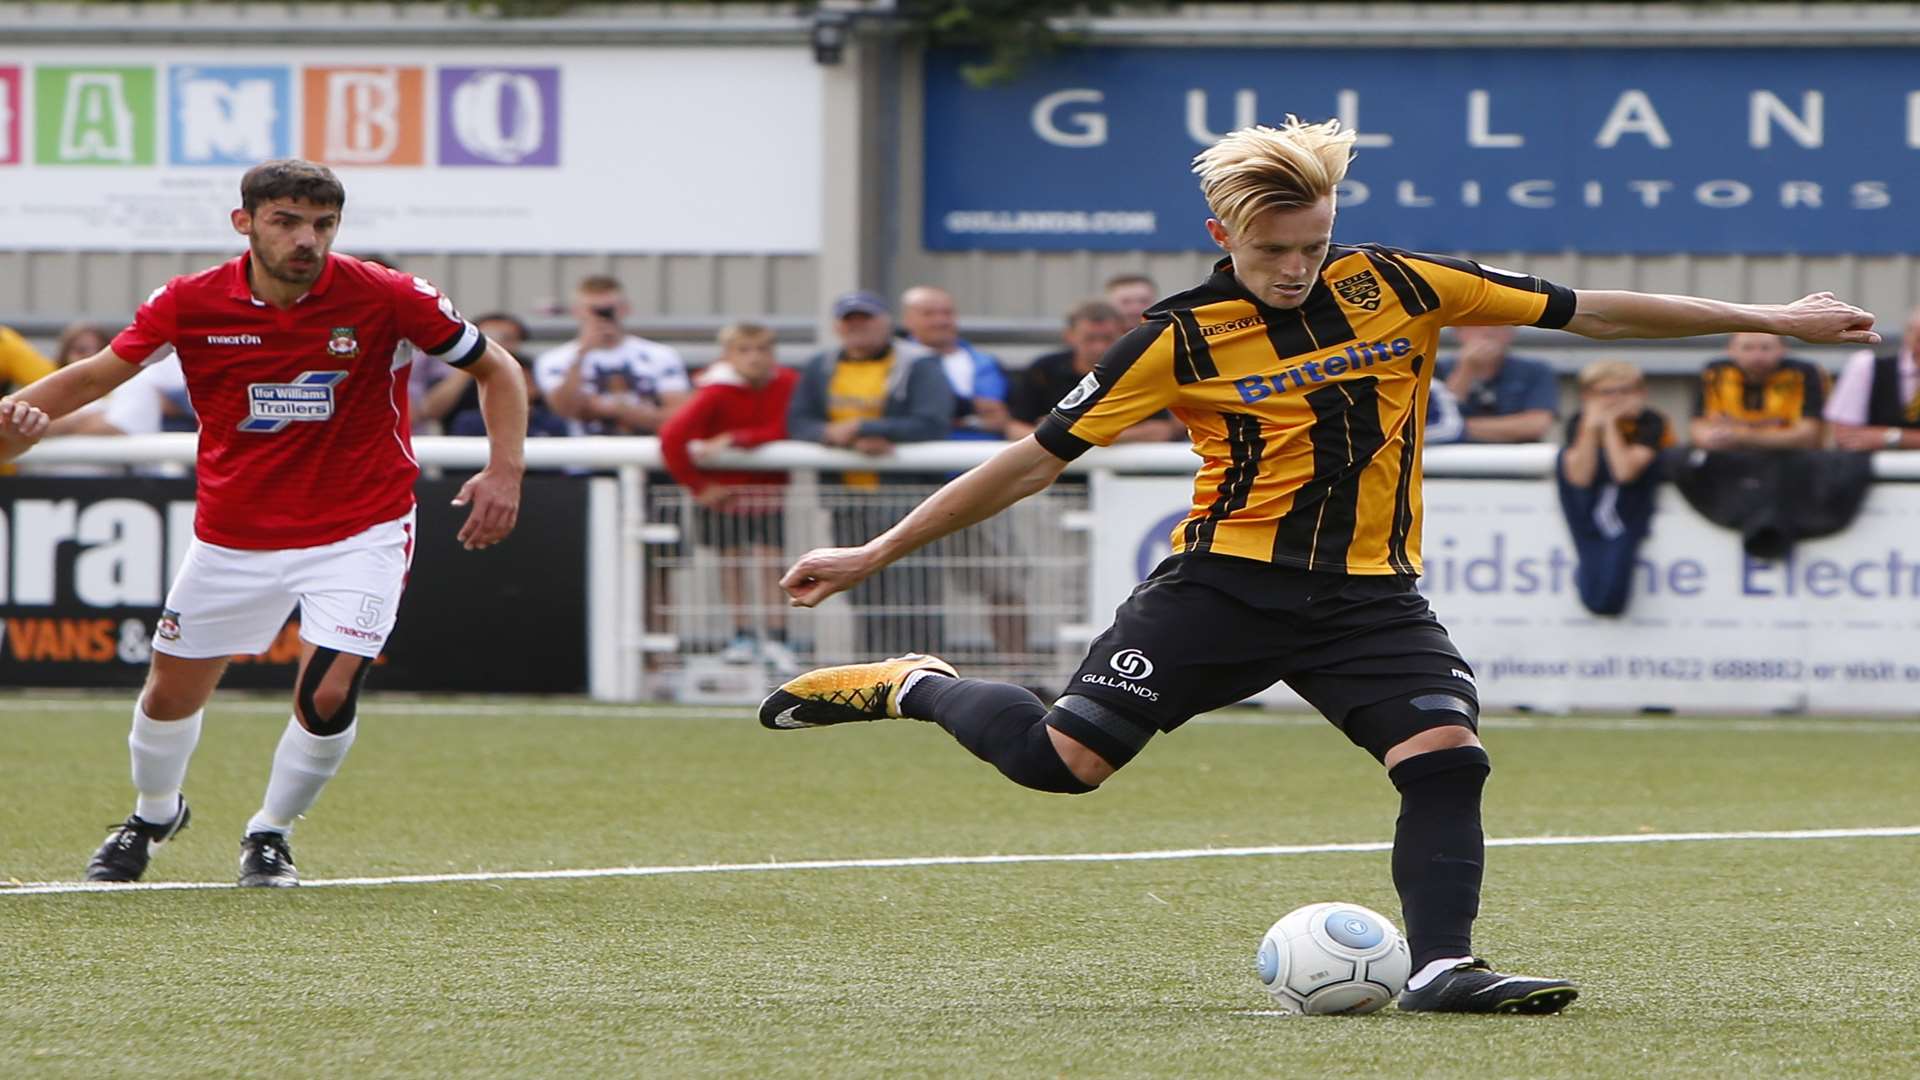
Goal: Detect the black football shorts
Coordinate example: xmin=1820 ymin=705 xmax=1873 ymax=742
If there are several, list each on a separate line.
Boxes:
xmin=1063 ymin=551 xmax=1478 ymax=739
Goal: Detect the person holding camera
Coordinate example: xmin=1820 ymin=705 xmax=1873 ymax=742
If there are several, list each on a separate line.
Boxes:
xmin=535 ymin=275 xmax=690 ymax=435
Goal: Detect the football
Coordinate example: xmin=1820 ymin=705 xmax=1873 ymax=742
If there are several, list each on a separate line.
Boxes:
xmin=1255 ymin=902 xmax=1412 ymax=1015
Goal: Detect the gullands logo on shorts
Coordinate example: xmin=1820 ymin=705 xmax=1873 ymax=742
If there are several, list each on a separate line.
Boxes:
xmin=1233 ymin=337 xmax=1415 ymax=404
xmin=1081 ymin=647 xmax=1160 ymax=701
xmin=239 ymin=370 xmax=348 ymax=432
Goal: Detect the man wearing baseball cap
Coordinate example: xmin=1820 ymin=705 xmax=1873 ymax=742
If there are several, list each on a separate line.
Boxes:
xmin=787 ymin=288 xmax=955 ymax=655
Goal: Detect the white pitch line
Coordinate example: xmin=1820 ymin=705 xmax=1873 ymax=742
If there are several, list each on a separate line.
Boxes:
xmin=0 ymin=698 xmax=757 ymax=721
xmin=6 ymin=697 xmax=1920 ymax=734
xmin=3 ymin=825 xmax=1914 ymax=898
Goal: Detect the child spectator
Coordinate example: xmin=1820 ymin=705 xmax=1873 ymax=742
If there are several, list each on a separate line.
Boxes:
xmin=1557 ymin=361 xmax=1673 ymax=615
xmin=660 ymin=322 xmax=800 ymax=671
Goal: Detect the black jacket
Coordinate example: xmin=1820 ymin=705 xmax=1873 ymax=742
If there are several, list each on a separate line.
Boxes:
xmin=1663 ymin=448 xmax=1873 ymax=559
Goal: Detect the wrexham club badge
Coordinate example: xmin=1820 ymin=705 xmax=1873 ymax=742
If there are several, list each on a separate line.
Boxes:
xmin=327 ymin=326 xmax=360 ymax=359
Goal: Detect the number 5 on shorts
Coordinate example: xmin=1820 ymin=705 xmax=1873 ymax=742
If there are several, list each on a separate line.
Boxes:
xmin=355 ymin=595 xmax=384 ymax=630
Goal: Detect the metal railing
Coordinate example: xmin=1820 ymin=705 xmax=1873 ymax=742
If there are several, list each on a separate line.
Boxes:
xmin=24 ymin=435 xmax=1920 ymax=701
xmin=643 ymin=478 xmax=1087 ymax=699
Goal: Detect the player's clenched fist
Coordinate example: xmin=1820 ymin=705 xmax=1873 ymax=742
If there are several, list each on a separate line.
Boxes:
xmin=1777 ymin=292 xmax=1879 ymax=345
xmin=780 ymin=547 xmax=879 ymax=608
xmin=0 ymin=396 xmax=51 ymax=462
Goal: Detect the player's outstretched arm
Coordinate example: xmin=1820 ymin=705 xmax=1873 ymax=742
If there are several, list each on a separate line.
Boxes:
xmin=449 ymin=340 xmax=527 ymax=551
xmin=780 ymin=436 xmax=1070 ymax=607
xmin=0 ymin=348 xmax=145 ymax=461
xmin=1563 ymin=290 xmax=1878 ymax=345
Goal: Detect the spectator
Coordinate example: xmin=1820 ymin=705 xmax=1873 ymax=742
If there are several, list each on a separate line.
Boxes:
xmin=1562 ymin=362 xmax=1671 ymax=490
xmin=446 ymin=361 xmax=570 ymax=442
xmin=1425 ymin=378 xmax=1466 ymax=445
xmin=1826 ymin=303 xmax=1920 ymax=451
xmin=476 ymin=312 xmax=529 ymax=357
xmin=46 ymin=322 xmax=189 ymax=442
xmin=536 ymin=275 xmax=690 ymax=434
xmin=900 ymin=285 xmax=1035 ymax=662
xmin=1436 ymin=325 xmax=1558 ymax=442
xmin=54 ymin=322 xmax=110 ymax=367
xmin=1104 ymin=272 xmax=1158 ymax=327
xmin=1 ymin=322 xmax=56 ymax=395
xmin=1689 ymin=332 xmax=1826 ymax=451
xmin=45 ymin=354 xmax=189 ymax=440
xmin=32 ymin=349 xmax=191 ymax=478
xmin=788 ymin=289 xmax=955 ymax=655
xmin=440 ymin=314 xmax=567 ymax=439
xmin=1008 ymin=300 xmax=1181 ymax=442
xmin=1558 ymin=361 xmax=1673 ymax=615
xmin=787 ymin=289 xmax=954 ymax=460
xmin=660 ymin=322 xmax=800 ymax=671
xmin=899 ymin=285 xmax=1012 ymax=441
xmin=0 ymin=325 xmax=56 ymax=476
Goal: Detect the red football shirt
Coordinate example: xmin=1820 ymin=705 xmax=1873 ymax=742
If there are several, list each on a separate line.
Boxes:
xmin=110 ymin=253 xmax=486 ymax=550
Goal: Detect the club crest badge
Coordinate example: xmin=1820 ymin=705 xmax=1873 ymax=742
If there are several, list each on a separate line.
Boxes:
xmin=157 ymin=609 xmax=182 ymax=642
xmin=1332 ymin=270 xmax=1383 ymax=312
xmin=327 ymin=326 xmax=359 ymax=358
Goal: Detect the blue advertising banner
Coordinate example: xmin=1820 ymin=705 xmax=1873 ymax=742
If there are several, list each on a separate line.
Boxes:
xmin=923 ymin=47 xmax=1917 ymax=253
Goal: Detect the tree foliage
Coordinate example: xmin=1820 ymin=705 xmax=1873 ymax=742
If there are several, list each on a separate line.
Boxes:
xmin=457 ymin=1 xmax=1170 ymax=87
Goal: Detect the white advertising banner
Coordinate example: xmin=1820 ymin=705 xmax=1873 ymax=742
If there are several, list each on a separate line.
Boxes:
xmin=0 ymin=47 xmax=822 ymax=252
xmin=1090 ymin=473 xmax=1920 ymax=714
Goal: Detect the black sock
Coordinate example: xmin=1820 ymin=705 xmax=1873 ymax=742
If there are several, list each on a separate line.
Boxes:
xmin=1387 ymin=745 xmax=1491 ymax=971
xmin=900 ymin=676 xmax=1093 ymax=794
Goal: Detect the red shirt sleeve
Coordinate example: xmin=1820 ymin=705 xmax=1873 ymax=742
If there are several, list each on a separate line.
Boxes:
xmin=110 ymin=282 xmax=180 ymax=365
xmin=388 ymin=269 xmax=484 ymax=366
xmin=659 ymin=388 xmax=723 ymax=493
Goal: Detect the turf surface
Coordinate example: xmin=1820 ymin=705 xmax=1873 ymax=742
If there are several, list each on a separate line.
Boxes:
xmin=3 ymin=696 xmax=1917 ymax=1078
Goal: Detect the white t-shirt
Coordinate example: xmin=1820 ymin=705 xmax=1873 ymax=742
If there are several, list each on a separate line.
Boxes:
xmin=21 ymin=355 xmax=189 ymax=476
xmin=533 ymin=334 xmax=689 ymax=434
xmin=101 ymin=353 xmax=189 ymax=435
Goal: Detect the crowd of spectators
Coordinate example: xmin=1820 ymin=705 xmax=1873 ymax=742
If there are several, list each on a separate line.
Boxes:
xmin=8 ymin=267 xmax=1918 ymax=645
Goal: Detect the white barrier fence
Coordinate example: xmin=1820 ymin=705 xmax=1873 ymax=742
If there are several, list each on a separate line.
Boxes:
xmin=20 ymin=436 xmax=1920 ymax=712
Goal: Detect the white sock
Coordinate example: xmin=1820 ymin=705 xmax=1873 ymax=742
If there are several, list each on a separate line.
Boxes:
xmin=898 ymin=668 xmax=952 ymax=701
xmin=129 ymin=703 xmax=202 ymax=825
xmin=245 ymin=718 xmax=357 ymax=837
xmin=1407 ymin=956 xmax=1474 ymax=991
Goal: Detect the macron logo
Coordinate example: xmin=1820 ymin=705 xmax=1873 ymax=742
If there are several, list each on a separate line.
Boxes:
xmin=207 ymin=334 xmax=263 ymax=346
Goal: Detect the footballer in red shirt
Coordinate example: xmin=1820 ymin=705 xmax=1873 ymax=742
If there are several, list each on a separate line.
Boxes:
xmin=0 ymin=160 xmax=528 ymax=887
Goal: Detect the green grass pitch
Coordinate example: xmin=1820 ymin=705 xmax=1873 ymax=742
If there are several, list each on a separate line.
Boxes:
xmin=3 ymin=695 xmax=1917 ymax=1078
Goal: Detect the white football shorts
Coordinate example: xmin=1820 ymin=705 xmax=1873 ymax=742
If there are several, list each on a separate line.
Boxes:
xmin=154 ymin=510 xmax=416 ymax=660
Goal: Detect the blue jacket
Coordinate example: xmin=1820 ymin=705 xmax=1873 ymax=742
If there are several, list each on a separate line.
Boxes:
xmin=921 ymin=338 xmax=1010 ymax=442
xmin=787 ymin=343 xmax=956 ymax=445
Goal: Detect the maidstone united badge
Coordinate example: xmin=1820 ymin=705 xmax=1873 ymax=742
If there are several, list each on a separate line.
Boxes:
xmin=327 ymin=326 xmax=360 ymax=358
xmin=1332 ymin=270 xmax=1383 ymax=312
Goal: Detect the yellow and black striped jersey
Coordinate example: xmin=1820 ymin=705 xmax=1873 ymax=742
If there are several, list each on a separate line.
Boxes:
xmin=1692 ymin=358 xmax=1828 ymax=427
xmin=1034 ymin=244 xmax=1576 ymax=575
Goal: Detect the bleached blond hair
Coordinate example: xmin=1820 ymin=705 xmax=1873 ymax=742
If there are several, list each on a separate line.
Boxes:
xmin=1191 ymin=116 xmax=1356 ymax=235
xmin=1577 ymin=360 xmax=1645 ymax=392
